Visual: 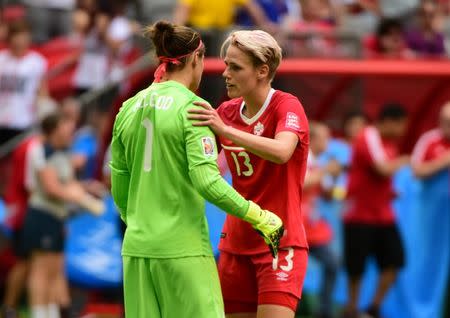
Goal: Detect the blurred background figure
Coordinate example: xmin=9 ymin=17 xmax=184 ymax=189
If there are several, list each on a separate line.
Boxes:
xmin=71 ymin=105 xmax=109 ymax=180
xmin=342 ymin=104 xmax=410 ymax=318
xmin=1 ymin=134 xmax=43 ymax=318
xmin=412 ymin=102 xmax=450 ymax=179
xmin=173 ymin=0 xmax=276 ymax=55
xmin=365 ymin=17 xmax=413 ymax=58
xmin=0 ymin=20 xmax=48 ymax=146
xmin=301 ymin=122 xmax=340 ymax=318
xmin=21 ymin=111 xmax=103 ymax=318
xmin=410 ymin=101 xmax=450 ymax=318
xmin=405 ymin=0 xmax=446 ymax=57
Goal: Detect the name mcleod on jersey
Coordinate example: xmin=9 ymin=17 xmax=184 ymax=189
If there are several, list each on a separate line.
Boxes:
xmin=133 ymin=92 xmax=174 ymax=112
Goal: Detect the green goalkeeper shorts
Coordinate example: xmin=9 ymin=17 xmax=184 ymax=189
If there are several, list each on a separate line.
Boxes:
xmin=123 ymin=255 xmax=224 ymax=318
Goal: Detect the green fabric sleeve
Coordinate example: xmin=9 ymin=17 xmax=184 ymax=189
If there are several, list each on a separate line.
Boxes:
xmin=110 ymin=119 xmax=130 ymax=224
xmin=189 ymin=163 xmax=249 ymax=219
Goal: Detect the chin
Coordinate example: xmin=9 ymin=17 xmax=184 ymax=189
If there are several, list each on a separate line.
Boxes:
xmin=226 ymin=88 xmax=240 ymax=99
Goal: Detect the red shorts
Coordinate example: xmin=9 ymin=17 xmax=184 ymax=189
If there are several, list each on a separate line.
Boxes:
xmin=218 ymin=247 xmax=308 ymax=313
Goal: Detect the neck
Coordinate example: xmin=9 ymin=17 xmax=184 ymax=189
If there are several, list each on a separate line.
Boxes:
xmin=243 ymin=85 xmax=272 ymax=118
xmin=10 ymin=47 xmax=27 ymax=57
xmin=163 ymin=69 xmax=193 ymax=91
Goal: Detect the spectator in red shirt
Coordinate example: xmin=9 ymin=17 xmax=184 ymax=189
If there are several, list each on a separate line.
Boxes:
xmin=342 ymin=103 xmax=410 ymax=318
xmin=411 ymin=102 xmax=450 ymax=178
xmin=302 ymin=122 xmax=340 ymax=318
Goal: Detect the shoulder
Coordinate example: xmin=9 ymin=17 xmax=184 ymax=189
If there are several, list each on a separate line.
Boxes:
xmin=412 ymin=128 xmax=442 ymax=161
xmin=26 ymin=50 xmax=47 ymax=67
xmin=0 ymin=49 xmax=7 ymax=60
xmin=272 ymin=90 xmax=305 ymax=113
xmin=217 ymin=97 xmax=243 ymax=116
xmin=415 ymin=128 xmax=442 ymax=146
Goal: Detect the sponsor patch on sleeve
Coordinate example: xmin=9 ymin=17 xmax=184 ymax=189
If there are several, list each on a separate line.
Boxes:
xmin=285 ymin=112 xmax=301 ymax=131
xmin=201 ymin=137 xmax=215 ymax=157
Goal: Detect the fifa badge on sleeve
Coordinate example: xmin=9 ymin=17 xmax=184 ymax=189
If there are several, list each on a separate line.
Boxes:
xmin=201 ymin=137 xmax=215 ymax=157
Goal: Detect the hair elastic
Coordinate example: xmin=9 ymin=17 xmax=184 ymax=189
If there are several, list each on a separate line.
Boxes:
xmin=154 ymin=40 xmax=204 ymax=83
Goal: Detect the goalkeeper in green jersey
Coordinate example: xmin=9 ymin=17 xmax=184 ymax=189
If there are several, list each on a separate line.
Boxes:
xmin=110 ymin=21 xmax=284 ymax=318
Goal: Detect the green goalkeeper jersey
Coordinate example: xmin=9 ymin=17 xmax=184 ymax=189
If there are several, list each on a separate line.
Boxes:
xmin=111 ymin=80 xmax=230 ymax=258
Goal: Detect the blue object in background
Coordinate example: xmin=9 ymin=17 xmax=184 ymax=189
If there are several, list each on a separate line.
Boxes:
xmin=65 ymin=195 xmax=122 ymax=288
xmin=71 ymin=127 xmax=98 ymax=180
xmin=205 ymin=172 xmax=231 ymax=258
xmin=236 ymin=0 xmax=287 ymax=27
xmin=0 ymin=199 xmax=11 ymax=238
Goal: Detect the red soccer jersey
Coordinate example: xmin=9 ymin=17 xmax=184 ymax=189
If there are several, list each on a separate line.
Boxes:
xmin=217 ymin=89 xmax=309 ymax=255
xmin=3 ymin=136 xmax=40 ymax=230
xmin=411 ymin=128 xmax=450 ymax=165
xmin=344 ymin=126 xmax=398 ymax=225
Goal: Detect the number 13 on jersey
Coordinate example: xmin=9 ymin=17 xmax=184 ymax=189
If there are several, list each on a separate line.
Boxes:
xmin=230 ymin=151 xmax=253 ymax=177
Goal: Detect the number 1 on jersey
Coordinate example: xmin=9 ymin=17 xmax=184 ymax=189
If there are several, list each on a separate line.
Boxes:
xmin=142 ymin=118 xmax=154 ymax=172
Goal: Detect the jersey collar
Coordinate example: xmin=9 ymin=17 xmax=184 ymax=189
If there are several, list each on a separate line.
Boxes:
xmin=240 ymin=88 xmax=275 ymax=125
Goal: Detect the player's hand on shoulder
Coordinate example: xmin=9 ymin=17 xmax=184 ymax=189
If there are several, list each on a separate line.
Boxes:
xmin=187 ymin=101 xmax=228 ymax=135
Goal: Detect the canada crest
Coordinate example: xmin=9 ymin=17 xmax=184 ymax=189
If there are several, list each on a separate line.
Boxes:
xmin=254 ymin=122 xmax=265 ymax=136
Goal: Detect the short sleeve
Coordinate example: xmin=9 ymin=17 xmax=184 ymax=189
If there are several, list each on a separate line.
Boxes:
xmin=363 ymin=127 xmax=387 ymax=165
xmin=275 ymin=97 xmax=309 ymax=144
xmin=182 ymin=103 xmax=218 ymax=171
xmin=25 ymin=141 xmax=45 ymax=190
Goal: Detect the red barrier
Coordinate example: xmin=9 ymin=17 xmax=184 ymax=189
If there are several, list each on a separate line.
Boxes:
xmin=204 ymin=58 xmax=450 ymax=76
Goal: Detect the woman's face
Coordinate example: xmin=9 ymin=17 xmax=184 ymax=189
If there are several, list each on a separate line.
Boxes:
xmin=54 ymin=118 xmax=75 ymax=149
xmin=222 ymin=45 xmax=261 ymax=99
xmin=10 ymin=31 xmax=31 ymax=53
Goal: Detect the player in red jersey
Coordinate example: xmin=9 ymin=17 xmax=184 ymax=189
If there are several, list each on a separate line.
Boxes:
xmin=411 ymin=102 xmax=450 ymax=178
xmin=188 ymin=30 xmax=309 ymax=318
xmin=1 ymin=135 xmax=40 ymax=318
xmin=342 ymin=104 xmax=409 ymax=318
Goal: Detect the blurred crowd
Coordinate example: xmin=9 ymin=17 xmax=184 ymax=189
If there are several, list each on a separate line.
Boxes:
xmin=0 ymin=1 xmax=449 ymax=318
xmin=1 ymin=0 xmax=450 ymax=60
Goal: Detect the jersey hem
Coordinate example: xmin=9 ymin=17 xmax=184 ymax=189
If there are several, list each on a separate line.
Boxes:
xmin=121 ymin=251 xmax=214 ymax=259
xmin=218 ymin=243 xmax=309 ymax=255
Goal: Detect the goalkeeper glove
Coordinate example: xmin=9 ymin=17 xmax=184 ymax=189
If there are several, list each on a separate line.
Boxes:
xmin=243 ymin=201 xmax=284 ymax=258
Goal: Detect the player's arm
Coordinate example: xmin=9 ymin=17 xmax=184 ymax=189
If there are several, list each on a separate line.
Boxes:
xmin=411 ymin=150 xmax=450 ymax=179
xmin=364 ymin=129 xmax=409 ymax=176
xmin=183 ymin=107 xmax=283 ymax=257
xmin=110 ymin=120 xmax=130 ymax=224
xmin=188 ymin=101 xmax=300 ymax=164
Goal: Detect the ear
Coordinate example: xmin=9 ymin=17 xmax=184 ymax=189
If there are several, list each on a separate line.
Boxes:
xmin=192 ymin=51 xmax=203 ymax=68
xmin=257 ymin=64 xmax=270 ymax=81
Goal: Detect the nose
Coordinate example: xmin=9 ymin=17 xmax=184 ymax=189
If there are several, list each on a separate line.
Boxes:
xmin=222 ymin=67 xmax=229 ymax=79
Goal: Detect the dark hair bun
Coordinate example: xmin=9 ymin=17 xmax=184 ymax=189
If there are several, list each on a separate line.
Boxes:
xmin=146 ymin=21 xmax=176 ymax=56
xmin=145 ymin=20 xmax=201 ymax=62
xmin=153 ymin=21 xmax=175 ymax=36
